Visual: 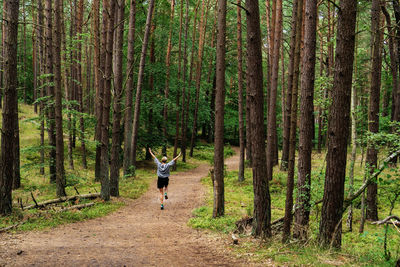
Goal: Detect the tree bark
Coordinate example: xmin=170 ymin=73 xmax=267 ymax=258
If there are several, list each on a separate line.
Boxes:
xmin=213 ymin=0 xmax=227 ymax=218
xmin=366 ymin=0 xmax=383 ymax=221
xmin=246 ymin=0 xmax=271 ymax=238
xmin=54 ymin=0 xmax=67 ymax=197
xmin=99 ymin=0 xmax=116 ymax=201
xmin=122 ymin=0 xmax=136 ymax=176
xmin=32 ymin=0 xmax=37 ymax=113
xmin=318 ymin=0 xmax=357 ymax=249
xmin=22 ymin=0 xmax=27 ymax=104
xmin=292 ymin=0 xmax=317 ymax=241
xmin=76 ymin=0 xmax=87 ymax=169
xmin=0 ymin=1 xmax=4 ymax=109
xmin=0 ymin=0 xmax=19 ymax=215
xmin=173 ymin=0 xmax=185 ymax=168
xmin=163 ymin=0 xmax=175 ymax=154
xmin=180 ymin=0 xmax=190 ymax=163
xmin=130 ymin=0 xmax=155 ymax=169
xmin=110 ymin=0 xmax=125 ymax=197
xmin=237 ymin=0 xmax=245 ymax=182
xmin=393 ymin=1 xmax=400 ymax=122
xmin=37 ymin=0 xmax=45 ymax=175
xmin=266 ymin=0 xmax=282 ymax=181
xmin=282 ymin=0 xmax=302 ymax=242
xmin=94 ymin=0 xmax=106 ymax=181
xmin=45 ymin=0 xmax=57 ymax=184
xmin=281 ymin=0 xmax=299 ymax=170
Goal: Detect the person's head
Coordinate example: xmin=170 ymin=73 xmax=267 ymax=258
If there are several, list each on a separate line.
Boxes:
xmin=161 ymin=156 xmax=168 ymax=163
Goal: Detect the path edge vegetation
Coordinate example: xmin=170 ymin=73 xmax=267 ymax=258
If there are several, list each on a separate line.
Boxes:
xmin=0 ymin=141 xmax=234 ymax=233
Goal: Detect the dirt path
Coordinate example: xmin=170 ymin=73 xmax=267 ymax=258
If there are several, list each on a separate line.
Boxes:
xmin=0 ymin=148 xmax=267 ymax=266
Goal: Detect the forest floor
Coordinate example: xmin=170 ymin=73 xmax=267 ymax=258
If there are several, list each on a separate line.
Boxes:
xmin=0 ymin=148 xmax=271 ymax=266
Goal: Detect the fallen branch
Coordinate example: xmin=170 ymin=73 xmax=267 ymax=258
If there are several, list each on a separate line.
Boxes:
xmin=342 ymin=148 xmax=400 ymax=212
xmin=30 ymin=191 xmax=38 ymax=207
xmin=371 ymin=215 xmax=400 ymax=225
xmin=57 ymin=202 xmax=95 ymax=212
xmin=24 ymin=193 xmax=100 ymax=210
xmin=0 ymin=222 xmax=22 ymax=233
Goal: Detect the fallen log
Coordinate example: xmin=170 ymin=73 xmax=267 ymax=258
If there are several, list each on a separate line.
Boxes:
xmin=57 ymin=202 xmax=95 ymax=212
xmin=24 ymin=193 xmax=100 ymax=210
xmin=371 ymin=215 xmax=400 ymax=226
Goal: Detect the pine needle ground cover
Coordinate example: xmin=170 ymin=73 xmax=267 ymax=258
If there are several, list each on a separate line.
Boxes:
xmin=189 ymin=150 xmax=400 ymax=266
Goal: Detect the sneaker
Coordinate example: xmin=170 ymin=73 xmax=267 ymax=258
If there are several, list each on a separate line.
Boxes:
xmin=164 ymin=193 xmax=168 ymax=200
xmin=161 ymin=204 xmax=164 ymax=210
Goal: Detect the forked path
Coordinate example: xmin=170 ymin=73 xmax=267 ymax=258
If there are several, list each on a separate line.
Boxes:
xmin=0 ymin=148 xmax=266 ymax=266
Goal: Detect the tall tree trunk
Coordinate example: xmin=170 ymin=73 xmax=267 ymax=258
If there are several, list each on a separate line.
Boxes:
xmin=293 ymin=0 xmax=317 ymax=241
xmin=0 ymin=0 xmax=19 ymax=215
xmin=130 ymin=0 xmax=155 ymax=170
xmin=366 ymin=0 xmax=383 ymax=221
xmin=45 ymin=0 xmax=57 ymax=184
xmin=0 ymin=1 xmax=4 ymax=109
xmin=67 ymin=0 xmax=76 ymax=170
xmin=266 ymin=0 xmax=282 ymax=180
xmin=213 ymin=0 xmax=227 ymax=218
xmin=394 ymin=1 xmax=400 ymax=123
xmin=282 ymin=0 xmax=302 ymax=242
xmin=246 ymin=0 xmax=271 ymax=238
xmin=38 ymin=0 xmax=45 ymax=175
xmin=163 ymin=0 xmax=175 ymax=154
xmin=180 ymin=0 xmax=190 ymax=163
xmin=13 ymin=0 xmax=21 ymax=188
xmin=22 ymin=0 xmax=27 ymax=103
xmin=317 ymin=17 xmax=324 ymax=153
xmin=76 ymin=0 xmax=87 ymax=169
xmin=122 ymin=0 xmax=136 ymax=176
xmin=99 ymin=0 xmax=116 ymax=201
xmin=94 ymin=0 xmax=106 ymax=181
xmin=172 ymin=0 xmax=184 ymax=167
xmin=54 ymin=0 xmax=67 ymax=197
xmin=12 ymin=85 xmax=20 ymax=190
xmin=318 ymin=0 xmax=357 ymax=249
xmin=32 ymin=0 xmax=37 ymax=113
xmin=237 ymin=0 xmax=245 ymax=182
xmin=281 ymin=0 xmax=299 ymax=170
xmin=189 ymin=0 xmax=208 ymax=157
xmin=110 ymin=0 xmax=125 ymax=197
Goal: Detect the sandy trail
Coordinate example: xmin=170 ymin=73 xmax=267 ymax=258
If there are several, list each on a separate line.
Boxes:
xmin=0 ymin=148 xmax=267 ymax=266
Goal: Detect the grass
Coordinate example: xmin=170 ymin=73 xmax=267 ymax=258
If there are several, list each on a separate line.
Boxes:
xmin=0 ymin=103 xmax=226 ymax=232
xmin=189 ymin=150 xmax=400 ymax=266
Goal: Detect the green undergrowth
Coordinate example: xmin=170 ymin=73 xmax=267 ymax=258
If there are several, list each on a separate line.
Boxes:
xmin=0 ymin=200 xmax=123 ymax=231
xmin=0 ymin=104 xmax=221 ymax=233
xmin=192 ymin=143 xmax=235 ymax=163
xmin=189 ymin=151 xmax=400 ymax=266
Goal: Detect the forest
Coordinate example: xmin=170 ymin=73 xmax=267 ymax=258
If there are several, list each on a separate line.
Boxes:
xmin=0 ymin=0 xmax=400 ymax=265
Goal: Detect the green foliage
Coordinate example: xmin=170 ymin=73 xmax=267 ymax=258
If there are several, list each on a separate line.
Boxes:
xmin=0 ymin=201 xmax=123 ymax=232
xmin=190 ymin=143 xmax=234 ymax=164
xmin=188 ymin=151 xmax=400 ymax=266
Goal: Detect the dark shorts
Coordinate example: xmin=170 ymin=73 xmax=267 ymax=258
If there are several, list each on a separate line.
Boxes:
xmin=157 ymin=177 xmax=169 ymax=189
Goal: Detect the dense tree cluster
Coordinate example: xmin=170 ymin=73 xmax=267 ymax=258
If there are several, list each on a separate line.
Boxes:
xmin=0 ymin=0 xmax=399 ymax=251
